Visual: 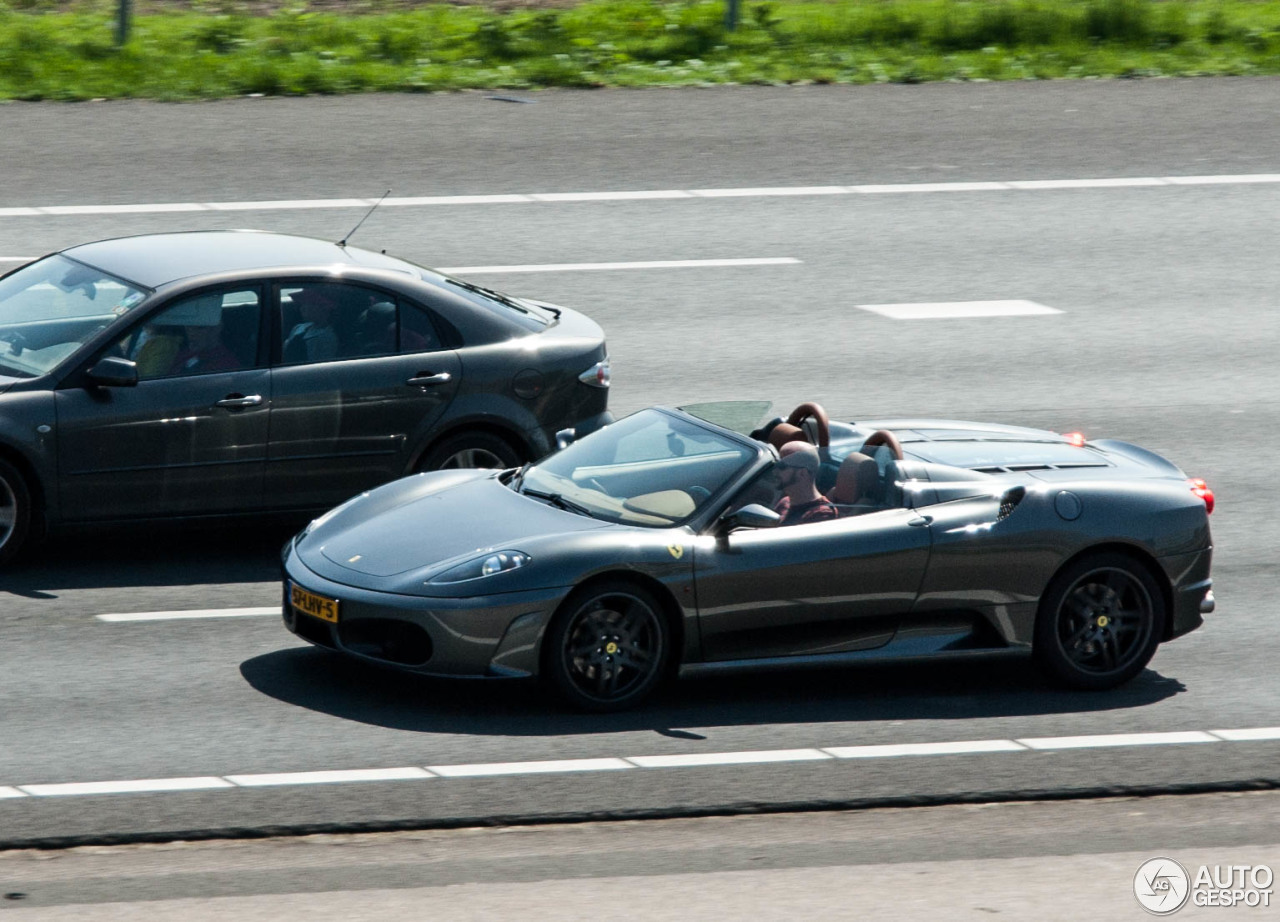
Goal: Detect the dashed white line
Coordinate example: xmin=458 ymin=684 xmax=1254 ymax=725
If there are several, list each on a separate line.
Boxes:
xmin=226 ymin=768 xmax=433 ymax=787
xmin=0 ymin=256 xmax=34 ymax=262
xmin=1016 ymin=731 xmax=1220 ymax=750
xmin=19 ymin=777 xmax=235 ymax=797
xmin=824 ymin=740 xmax=1027 ymax=759
xmin=4 ymin=727 xmax=1276 ymax=800
xmin=436 ymin=257 xmax=801 ymax=274
xmin=1210 ymin=727 xmax=1280 ymax=742
xmin=429 ymin=758 xmax=633 ymax=777
xmin=858 ymin=300 xmax=1062 ymax=320
xmin=3 ymin=173 xmax=1278 ymax=219
xmin=627 ymin=749 xmax=832 ymax=768
xmin=96 ymin=607 xmax=279 ymax=622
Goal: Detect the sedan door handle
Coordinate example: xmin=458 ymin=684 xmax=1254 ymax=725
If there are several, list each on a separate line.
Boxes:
xmin=908 ymin=514 xmax=933 ymax=526
xmin=214 ymin=394 xmax=263 ymax=409
xmin=406 ymin=372 xmax=452 ymax=388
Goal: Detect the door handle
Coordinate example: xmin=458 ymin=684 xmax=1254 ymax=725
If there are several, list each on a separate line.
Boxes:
xmin=406 ymin=372 xmax=452 ymax=388
xmin=214 ymin=394 xmax=263 ymax=409
xmin=908 ymin=514 xmax=933 ymax=526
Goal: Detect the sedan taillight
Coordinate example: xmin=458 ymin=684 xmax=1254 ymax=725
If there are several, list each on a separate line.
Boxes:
xmin=1188 ymin=478 xmax=1214 ymax=514
xmin=578 ymin=357 xmax=610 ymax=388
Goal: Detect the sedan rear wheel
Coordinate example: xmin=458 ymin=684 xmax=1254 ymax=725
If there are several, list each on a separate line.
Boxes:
xmin=1034 ymin=552 xmax=1165 ymax=690
xmin=417 ymin=431 xmax=521 ymax=472
xmin=0 ymin=458 xmax=33 ymax=567
xmin=545 ymin=582 xmax=670 ymax=712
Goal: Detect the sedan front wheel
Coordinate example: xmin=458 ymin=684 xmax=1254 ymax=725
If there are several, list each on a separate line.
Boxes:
xmin=0 ymin=458 xmax=33 ymax=567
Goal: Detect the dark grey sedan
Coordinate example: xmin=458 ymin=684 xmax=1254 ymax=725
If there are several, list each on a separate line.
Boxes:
xmin=282 ymin=401 xmax=1213 ymax=711
xmin=0 ymin=230 xmax=611 ymax=564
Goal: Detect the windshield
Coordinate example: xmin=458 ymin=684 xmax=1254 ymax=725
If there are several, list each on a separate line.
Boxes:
xmin=518 ymin=409 xmax=758 ymax=527
xmin=0 ymin=256 xmax=147 ymax=377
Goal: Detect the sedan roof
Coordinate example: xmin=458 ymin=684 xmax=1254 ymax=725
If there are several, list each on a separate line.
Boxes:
xmin=60 ymin=230 xmax=420 ymax=289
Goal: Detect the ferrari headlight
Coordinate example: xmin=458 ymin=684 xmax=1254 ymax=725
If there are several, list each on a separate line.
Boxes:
xmin=431 ymin=550 xmax=529 ymax=584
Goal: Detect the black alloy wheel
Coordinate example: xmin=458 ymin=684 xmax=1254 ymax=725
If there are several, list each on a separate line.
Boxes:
xmin=545 ymin=582 xmax=670 ymax=712
xmin=1034 ymin=552 xmax=1166 ymax=690
xmin=0 ymin=458 xmax=32 ymax=567
xmin=418 ymin=431 xmax=521 ymax=472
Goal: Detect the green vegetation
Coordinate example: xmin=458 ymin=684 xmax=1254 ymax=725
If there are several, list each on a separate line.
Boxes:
xmin=2 ymin=0 xmax=1280 ymax=100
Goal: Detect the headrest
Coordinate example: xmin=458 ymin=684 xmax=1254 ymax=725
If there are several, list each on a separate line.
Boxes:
xmin=828 ymin=451 xmax=879 ymax=504
xmin=768 ymin=423 xmax=805 ymax=450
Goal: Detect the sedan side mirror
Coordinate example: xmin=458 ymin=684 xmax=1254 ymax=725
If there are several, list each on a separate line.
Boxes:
xmin=555 ymin=427 xmax=577 ymax=451
xmin=716 ymin=503 xmax=782 ymax=537
xmin=86 ymin=356 xmax=139 ymax=388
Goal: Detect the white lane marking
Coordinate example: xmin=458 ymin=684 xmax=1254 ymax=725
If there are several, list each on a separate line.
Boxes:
xmin=0 ymin=256 xmax=35 ymax=262
xmin=227 ymin=768 xmax=433 ymax=787
xmin=436 ymin=257 xmax=801 ymax=274
xmin=4 ymin=727 xmax=1277 ymax=799
xmin=96 ymin=607 xmax=279 ymax=622
xmin=627 ymin=749 xmax=832 ymax=768
xmin=20 ymin=777 xmax=234 ymax=797
xmin=858 ymin=300 xmax=1062 ymax=320
xmin=429 ymin=758 xmax=633 ymax=777
xmin=824 ymin=740 xmax=1026 ymax=759
xmin=4 ymin=173 xmax=1280 ymax=218
xmin=1210 ymin=727 xmax=1280 ymax=742
xmin=1017 ymin=731 xmax=1219 ymax=750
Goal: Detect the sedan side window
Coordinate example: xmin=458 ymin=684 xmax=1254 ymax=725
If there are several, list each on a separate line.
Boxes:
xmin=118 ymin=288 xmax=261 ymax=380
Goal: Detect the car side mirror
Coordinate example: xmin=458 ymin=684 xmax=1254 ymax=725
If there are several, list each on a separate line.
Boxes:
xmin=555 ymin=427 xmax=577 ymax=451
xmin=86 ymin=356 xmax=139 ymax=388
xmin=716 ymin=503 xmax=782 ymax=537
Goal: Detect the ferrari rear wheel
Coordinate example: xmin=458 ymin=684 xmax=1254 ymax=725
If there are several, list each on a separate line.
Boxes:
xmin=1034 ymin=552 xmax=1166 ymax=690
xmin=544 ymin=581 xmax=670 ymax=712
xmin=0 ymin=458 xmax=33 ymax=567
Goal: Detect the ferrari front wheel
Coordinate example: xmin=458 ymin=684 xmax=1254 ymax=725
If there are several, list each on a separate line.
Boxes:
xmin=544 ymin=581 xmax=670 ymax=712
xmin=1034 ymin=552 xmax=1166 ymax=690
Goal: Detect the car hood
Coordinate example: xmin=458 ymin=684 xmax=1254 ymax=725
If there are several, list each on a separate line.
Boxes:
xmin=297 ymin=471 xmax=610 ymax=586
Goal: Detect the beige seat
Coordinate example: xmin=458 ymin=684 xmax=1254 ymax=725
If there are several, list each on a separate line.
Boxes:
xmin=827 ymin=451 xmax=879 ymax=506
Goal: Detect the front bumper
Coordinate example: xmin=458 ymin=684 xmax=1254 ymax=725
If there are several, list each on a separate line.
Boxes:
xmin=282 ymin=546 xmax=570 ymax=678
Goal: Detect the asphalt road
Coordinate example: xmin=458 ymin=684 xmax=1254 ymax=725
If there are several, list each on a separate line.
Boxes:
xmin=1 ymin=78 xmax=1278 ymax=846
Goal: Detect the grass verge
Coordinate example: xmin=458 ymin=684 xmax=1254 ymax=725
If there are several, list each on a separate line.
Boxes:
xmin=2 ymin=0 xmax=1280 ymax=100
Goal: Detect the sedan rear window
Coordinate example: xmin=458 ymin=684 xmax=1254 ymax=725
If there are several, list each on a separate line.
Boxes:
xmin=0 ymin=256 xmax=146 ymax=377
xmin=417 ymin=269 xmax=554 ymax=332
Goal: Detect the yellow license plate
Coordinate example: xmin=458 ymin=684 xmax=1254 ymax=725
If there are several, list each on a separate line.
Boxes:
xmin=291 ymin=583 xmax=339 ymax=624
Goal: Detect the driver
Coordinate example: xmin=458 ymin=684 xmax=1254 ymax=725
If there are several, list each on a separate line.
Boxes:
xmin=774 ymin=442 xmax=837 ymax=526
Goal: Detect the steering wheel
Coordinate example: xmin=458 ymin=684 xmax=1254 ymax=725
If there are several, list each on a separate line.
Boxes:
xmin=785 ymin=402 xmax=830 ymax=448
xmin=860 ymin=429 xmax=904 ymax=460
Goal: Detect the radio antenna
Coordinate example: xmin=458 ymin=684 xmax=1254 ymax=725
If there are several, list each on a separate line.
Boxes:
xmin=338 ymin=190 xmax=391 ymax=247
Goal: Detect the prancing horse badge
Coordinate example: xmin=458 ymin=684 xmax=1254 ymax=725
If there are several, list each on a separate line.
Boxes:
xmin=667 ymin=544 xmax=684 ymax=559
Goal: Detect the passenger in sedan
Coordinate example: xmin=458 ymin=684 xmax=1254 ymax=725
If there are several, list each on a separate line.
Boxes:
xmin=774 ymin=442 xmax=838 ymax=525
xmin=283 ymin=286 xmax=340 ymax=362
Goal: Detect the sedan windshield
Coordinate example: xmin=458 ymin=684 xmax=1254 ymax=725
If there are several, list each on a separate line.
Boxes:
xmin=0 ymin=256 xmax=147 ymax=377
xmin=518 ymin=409 xmax=758 ymax=527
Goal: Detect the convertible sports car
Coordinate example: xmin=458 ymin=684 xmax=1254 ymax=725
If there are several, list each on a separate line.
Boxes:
xmin=0 ymin=230 xmax=611 ymax=565
xmin=281 ymin=401 xmax=1214 ymax=711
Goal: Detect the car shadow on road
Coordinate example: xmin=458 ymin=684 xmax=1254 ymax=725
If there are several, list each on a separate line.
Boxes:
xmin=4 ymin=519 xmax=306 ymax=597
xmin=240 ymin=646 xmax=1187 ymax=736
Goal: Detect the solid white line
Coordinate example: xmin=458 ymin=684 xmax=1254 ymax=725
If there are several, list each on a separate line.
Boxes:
xmin=1016 ymin=731 xmax=1219 ymax=751
xmin=6 ymin=173 xmax=1278 ymax=219
xmin=858 ymin=300 xmax=1062 ymax=320
xmin=1210 ymin=727 xmax=1280 ymax=742
xmin=226 ymin=768 xmax=433 ymax=787
xmin=96 ymin=607 xmax=279 ymax=622
xmin=0 ymin=786 xmax=28 ymax=798
xmin=824 ymin=740 xmax=1027 ymax=759
xmin=20 ymin=777 xmax=234 ymax=797
xmin=429 ymin=758 xmax=633 ymax=777
xmin=435 ymin=257 xmax=801 ymax=274
xmin=0 ymin=256 xmax=34 ymax=262
xmin=627 ymin=749 xmax=832 ymax=769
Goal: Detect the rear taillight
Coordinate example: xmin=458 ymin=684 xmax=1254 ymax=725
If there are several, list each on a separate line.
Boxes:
xmin=1188 ymin=478 xmax=1214 ymax=514
xmin=578 ymin=357 xmax=610 ymax=388
xmin=1063 ymin=431 xmax=1087 ymax=447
